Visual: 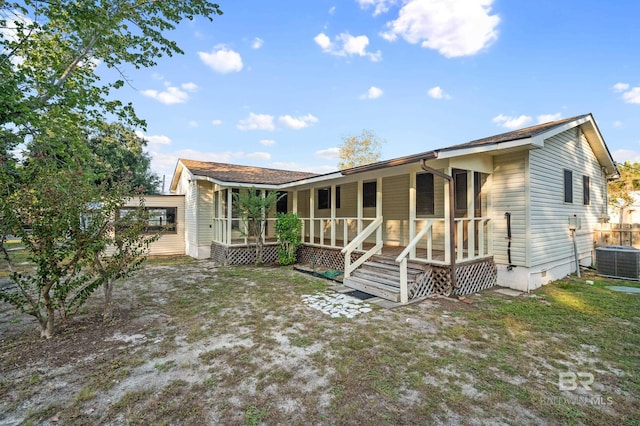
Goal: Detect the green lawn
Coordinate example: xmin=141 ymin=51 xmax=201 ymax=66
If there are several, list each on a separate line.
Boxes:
xmin=0 ymin=257 xmax=638 ymax=425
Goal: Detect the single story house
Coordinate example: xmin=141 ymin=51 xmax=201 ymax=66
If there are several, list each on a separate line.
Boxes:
xmin=162 ymin=113 xmax=617 ymax=303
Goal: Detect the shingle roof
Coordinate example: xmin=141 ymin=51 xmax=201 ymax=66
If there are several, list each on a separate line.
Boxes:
xmin=440 ymin=114 xmax=590 ymax=152
xmin=179 ymin=159 xmax=319 ymax=185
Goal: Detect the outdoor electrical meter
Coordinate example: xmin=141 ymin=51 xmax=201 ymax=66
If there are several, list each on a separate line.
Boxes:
xmin=568 ymin=215 xmax=582 ymax=230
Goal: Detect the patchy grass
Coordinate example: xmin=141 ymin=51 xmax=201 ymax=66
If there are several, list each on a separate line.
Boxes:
xmin=1 ymin=259 xmax=638 ymax=425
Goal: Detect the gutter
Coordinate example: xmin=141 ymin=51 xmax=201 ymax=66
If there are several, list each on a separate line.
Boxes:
xmin=420 ymin=159 xmax=458 ymax=289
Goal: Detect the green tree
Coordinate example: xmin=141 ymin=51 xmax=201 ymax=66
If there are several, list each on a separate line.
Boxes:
xmin=0 ymin=0 xmax=224 ymax=337
xmin=233 ymin=188 xmax=281 ymax=265
xmin=1 ymin=154 xmax=157 ymax=337
xmin=338 ymin=129 xmax=385 ymax=170
xmin=608 ymin=161 xmax=640 ymax=223
xmin=89 ymin=122 xmax=161 ymax=194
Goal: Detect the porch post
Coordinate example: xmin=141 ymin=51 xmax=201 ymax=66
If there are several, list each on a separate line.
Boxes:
xmin=409 ymin=171 xmax=417 ymax=259
xmin=357 ymin=180 xmax=363 ymax=250
xmin=376 ymin=176 xmax=383 ymax=253
xmin=216 ymin=188 xmax=222 ymax=242
xmin=261 ymin=190 xmax=266 ymax=242
xmin=444 ymin=168 xmax=451 ymax=264
xmin=226 ymin=187 xmax=233 ymax=245
xmin=330 ymin=184 xmax=336 ymax=247
xmin=292 ymin=191 xmax=298 ymax=213
xmin=467 ymin=171 xmax=475 ymax=260
xmin=310 ymin=187 xmax=315 ymax=244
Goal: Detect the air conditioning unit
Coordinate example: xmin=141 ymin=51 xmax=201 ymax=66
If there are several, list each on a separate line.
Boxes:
xmin=596 ymin=246 xmax=640 ymax=280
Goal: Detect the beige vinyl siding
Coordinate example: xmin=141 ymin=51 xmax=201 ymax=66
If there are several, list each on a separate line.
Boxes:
xmin=338 ymin=182 xmax=358 ymax=217
xmin=297 ymin=190 xmax=310 ymax=217
xmin=492 ymin=151 xmax=527 ymax=266
xmin=197 ymin=181 xmax=214 ymax=245
xmin=382 ymin=175 xmax=409 ymax=246
xmin=121 ymin=195 xmax=185 ymax=256
xmin=529 ymin=128 xmax=605 ymax=267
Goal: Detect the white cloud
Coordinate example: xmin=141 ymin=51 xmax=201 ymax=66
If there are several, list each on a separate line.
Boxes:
xmin=329 ymin=6 xmax=336 ymax=15
xmin=613 ymin=82 xmax=630 ymax=92
xmin=381 ymin=0 xmax=500 ymax=58
xmin=357 ymin=0 xmax=397 ymax=16
xmin=251 ymin=37 xmax=264 ymax=49
xmin=314 ymin=33 xmax=333 ymax=51
xmin=612 ymin=82 xmax=640 ymax=104
xmin=181 ymin=82 xmax=198 ymax=92
xmin=314 ymin=32 xmax=382 ymax=62
xmin=188 ymin=120 xmax=199 ymax=127
xmin=198 ymin=45 xmax=243 ymax=73
xmin=427 ymin=86 xmax=451 ymax=100
xmin=278 ymin=114 xmax=319 ymax=130
xmin=315 ymin=147 xmax=340 ymax=160
xmin=211 ymin=119 xmax=223 ymax=126
xmin=492 ymin=114 xmax=533 ymax=129
xmin=537 ymin=113 xmax=562 ymax=123
xmin=360 ymin=86 xmax=384 ymax=100
xmin=612 ymin=149 xmax=640 ymax=164
xmin=260 ymin=139 xmax=276 ymax=146
xmin=613 ymin=120 xmax=623 ymax=128
xmin=141 ymin=85 xmax=192 ymax=105
xmin=622 ymin=87 xmax=640 ymax=104
xmin=237 ymin=113 xmax=276 ymax=131
xmin=135 ymin=131 xmax=172 ymax=145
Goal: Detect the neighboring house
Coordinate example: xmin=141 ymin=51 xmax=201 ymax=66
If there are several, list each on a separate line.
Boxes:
xmin=167 ymin=113 xmax=618 ymax=303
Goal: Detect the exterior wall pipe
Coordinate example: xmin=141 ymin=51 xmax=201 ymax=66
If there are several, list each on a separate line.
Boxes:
xmin=421 ymin=159 xmax=458 ymax=289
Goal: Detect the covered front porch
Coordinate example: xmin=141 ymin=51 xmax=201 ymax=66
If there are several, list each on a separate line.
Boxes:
xmin=209 ymin=156 xmax=497 ymax=303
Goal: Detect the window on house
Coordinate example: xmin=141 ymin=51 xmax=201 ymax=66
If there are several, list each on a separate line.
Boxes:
xmin=318 ymin=188 xmax=330 ymax=210
xmin=363 ymin=181 xmax=377 ymax=208
xmin=317 ymin=187 xmax=340 ymax=210
xmin=453 ymin=170 xmax=468 ymax=217
xmin=118 ymin=207 xmax=177 ymax=234
xmin=276 ymin=191 xmax=288 ymax=213
xmin=583 ymin=176 xmax=590 ymax=205
xmin=416 ymin=172 xmax=435 ymax=215
xmin=564 ymin=170 xmax=573 ymax=203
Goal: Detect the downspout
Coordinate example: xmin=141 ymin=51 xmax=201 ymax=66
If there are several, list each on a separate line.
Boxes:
xmin=421 ymin=159 xmax=457 ymax=289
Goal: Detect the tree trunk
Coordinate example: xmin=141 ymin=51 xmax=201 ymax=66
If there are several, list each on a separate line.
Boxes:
xmin=40 ymin=284 xmax=55 ymax=338
xmin=39 ymin=305 xmax=55 ymax=339
xmin=103 ymin=278 xmax=114 ymax=322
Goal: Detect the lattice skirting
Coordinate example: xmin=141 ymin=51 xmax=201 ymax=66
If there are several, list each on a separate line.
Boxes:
xmin=409 ymin=258 xmax=496 ymax=299
xmin=296 ymin=246 xmax=361 ymax=272
xmin=211 ymin=242 xmax=278 ymax=265
xmin=452 ymin=258 xmax=497 ymax=296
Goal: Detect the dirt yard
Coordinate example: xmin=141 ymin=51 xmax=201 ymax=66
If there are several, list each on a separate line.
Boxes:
xmin=1 ymin=257 xmax=638 ymax=425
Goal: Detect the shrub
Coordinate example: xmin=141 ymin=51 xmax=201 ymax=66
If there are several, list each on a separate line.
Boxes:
xmin=275 ymin=212 xmax=302 ymax=265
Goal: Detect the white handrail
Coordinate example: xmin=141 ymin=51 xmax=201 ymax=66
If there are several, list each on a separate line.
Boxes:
xmin=395 ymin=220 xmax=434 ymax=304
xmin=341 ymin=216 xmax=382 ymax=255
xmin=341 ymin=216 xmax=383 ymax=277
xmin=395 ymin=220 xmax=434 ymax=263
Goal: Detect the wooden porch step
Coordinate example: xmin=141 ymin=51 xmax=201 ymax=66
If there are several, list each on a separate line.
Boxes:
xmin=352 ymin=269 xmax=404 ymax=288
xmin=343 ymin=276 xmax=400 ymax=303
xmin=361 ymin=261 xmax=423 ymax=276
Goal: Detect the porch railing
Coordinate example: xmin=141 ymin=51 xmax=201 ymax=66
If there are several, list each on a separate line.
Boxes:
xmin=341 ymin=216 xmax=383 ymax=278
xmin=299 ymin=217 xmax=375 ymax=249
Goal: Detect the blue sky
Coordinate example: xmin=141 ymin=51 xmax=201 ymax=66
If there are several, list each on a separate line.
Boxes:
xmin=112 ymin=0 xmax=640 ymax=182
